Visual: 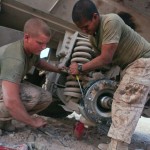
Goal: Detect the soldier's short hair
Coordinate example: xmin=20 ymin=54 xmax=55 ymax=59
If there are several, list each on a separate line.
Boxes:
xmin=24 ymin=18 xmax=51 ymax=37
xmin=72 ymin=0 xmax=98 ymax=23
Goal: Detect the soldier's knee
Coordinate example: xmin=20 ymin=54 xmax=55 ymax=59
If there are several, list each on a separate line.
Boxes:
xmin=40 ymin=90 xmax=52 ymax=104
xmin=31 ymin=88 xmax=41 ymax=99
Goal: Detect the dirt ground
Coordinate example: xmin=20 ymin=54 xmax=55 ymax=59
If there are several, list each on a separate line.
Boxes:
xmin=0 ymin=115 xmax=150 ymax=150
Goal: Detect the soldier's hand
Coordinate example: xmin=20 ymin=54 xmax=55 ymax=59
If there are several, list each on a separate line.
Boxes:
xmin=59 ymin=66 xmax=69 ymax=74
xmin=69 ymin=62 xmax=79 ymax=75
xmin=31 ymin=116 xmax=47 ymax=128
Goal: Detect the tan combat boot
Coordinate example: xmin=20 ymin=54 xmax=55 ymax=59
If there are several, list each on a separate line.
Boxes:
xmin=98 ymin=138 xmax=128 ymax=150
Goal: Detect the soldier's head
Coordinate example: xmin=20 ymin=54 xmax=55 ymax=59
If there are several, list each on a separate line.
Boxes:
xmin=23 ymin=18 xmax=51 ymax=55
xmin=72 ymin=0 xmax=100 ymax=35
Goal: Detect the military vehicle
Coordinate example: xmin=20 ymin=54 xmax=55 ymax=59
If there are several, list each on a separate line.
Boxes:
xmin=0 ymin=0 xmax=150 ymax=128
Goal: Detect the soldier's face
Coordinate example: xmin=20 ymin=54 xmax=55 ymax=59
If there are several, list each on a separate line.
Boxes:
xmin=25 ymin=33 xmax=50 ymax=55
xmin=75 ymin=13 xmax=99 ymax=35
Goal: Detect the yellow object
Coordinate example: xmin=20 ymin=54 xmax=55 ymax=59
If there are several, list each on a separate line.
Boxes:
xmin=76 ymin=75 xmax=84 ymax=98
xmin=76 ymin=75 xmax=79 ymax=81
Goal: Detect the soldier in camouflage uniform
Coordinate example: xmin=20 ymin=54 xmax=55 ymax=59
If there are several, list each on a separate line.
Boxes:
xmin=0 ymin=18 xmax=62 ymax=131
xmin=69 ymin=0 xmax=150 ymax=150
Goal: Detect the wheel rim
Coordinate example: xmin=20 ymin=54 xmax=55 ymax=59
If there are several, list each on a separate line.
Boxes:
xmin=83 ymin=79 xmax=117 ymax=123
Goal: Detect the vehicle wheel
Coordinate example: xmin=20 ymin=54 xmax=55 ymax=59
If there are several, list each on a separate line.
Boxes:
xmin=83 ymin=79 xmax=118 ymax=124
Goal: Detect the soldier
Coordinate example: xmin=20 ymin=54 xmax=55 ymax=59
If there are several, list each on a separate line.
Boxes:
xmin=69 ymin=0 xmax=150 ymax=150
xmin=0 ymin=18 xmax=62 ymax=131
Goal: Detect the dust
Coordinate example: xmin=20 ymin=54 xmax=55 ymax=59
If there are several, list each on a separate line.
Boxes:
xmin=0 ymin=116 xmax=149 ymax=150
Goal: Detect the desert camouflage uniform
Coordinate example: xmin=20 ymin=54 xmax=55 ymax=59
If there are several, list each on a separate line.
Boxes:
xmin=0 ymin=40 xmax=52 ymax=121
xmin=0 ymin=81 xmax=52 ymax=121
xmin=89 ymin=13 xmax=150 ymax=144
xmin=108 ymin=58 xmax=150 ymax=143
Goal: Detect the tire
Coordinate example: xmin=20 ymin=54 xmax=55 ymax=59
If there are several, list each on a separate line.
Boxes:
xmin=83 ymin=79 xmax=118 ymax=124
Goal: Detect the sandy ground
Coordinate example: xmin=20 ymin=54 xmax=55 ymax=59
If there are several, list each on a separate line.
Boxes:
xmin=0 ymin=115 xmax=150 ymax=150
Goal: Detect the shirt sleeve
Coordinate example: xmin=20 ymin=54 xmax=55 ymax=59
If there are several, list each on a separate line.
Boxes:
xmin=102 ymin=16 xmax=122 ymax=44
xmin=0 ymin=57 xmax=24 ymax=84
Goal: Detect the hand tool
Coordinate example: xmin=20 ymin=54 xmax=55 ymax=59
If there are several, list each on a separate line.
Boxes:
xmin=76 ymin=75 xmax=84 ymax=98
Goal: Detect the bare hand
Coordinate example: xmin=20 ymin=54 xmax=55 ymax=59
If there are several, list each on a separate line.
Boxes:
xmin=69 ymin=62 xmax=79 ymax=75
xmin=58 ymin=66 xmax=69 ymax=74
xmin=31 ymin=116 xmax=47 ymax=128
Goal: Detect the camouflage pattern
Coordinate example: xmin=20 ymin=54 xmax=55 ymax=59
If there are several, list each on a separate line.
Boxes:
xmin=108 ymin=58 xmax=150 ymax=144
xmin=0 ymin=81 xmax=52 ymax=121
xmin=98 ymin=138 xmax=128 ymax=150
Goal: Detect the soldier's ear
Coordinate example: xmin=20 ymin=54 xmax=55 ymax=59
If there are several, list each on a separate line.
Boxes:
xmin=24 ymin=33 xmax=30 ymax=40
xmin=93 ymin=13 xmax=98 ymax=20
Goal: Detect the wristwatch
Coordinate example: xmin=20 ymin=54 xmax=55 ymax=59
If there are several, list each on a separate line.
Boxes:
xmin=78 ymin=64 xmax=83 ymax=72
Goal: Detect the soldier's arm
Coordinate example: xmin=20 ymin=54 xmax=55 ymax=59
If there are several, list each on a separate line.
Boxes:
xmin=2 ymin=80 xmax=47 ymax=128
xmin=35 ymin=59 xmax=61 ymax=73
xmin=82 ymin=43 xmax=118 ymax=71
xmin=69 ymin=43 xmax=118 ymax=75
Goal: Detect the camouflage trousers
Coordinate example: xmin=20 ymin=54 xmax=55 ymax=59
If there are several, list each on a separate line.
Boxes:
xmin=0 ymin=81 xmax=52 ymax=121
xmin=108 ymin=58 xmax=150 ymax=144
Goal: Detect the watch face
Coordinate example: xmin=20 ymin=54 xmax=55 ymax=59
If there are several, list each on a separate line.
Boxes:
xmin=78 ymin=64 xmax=82 ymax=72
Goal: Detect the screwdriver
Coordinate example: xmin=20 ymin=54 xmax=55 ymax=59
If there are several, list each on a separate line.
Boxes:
xmin=76 ymin=75 xmax=84 ymax=98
